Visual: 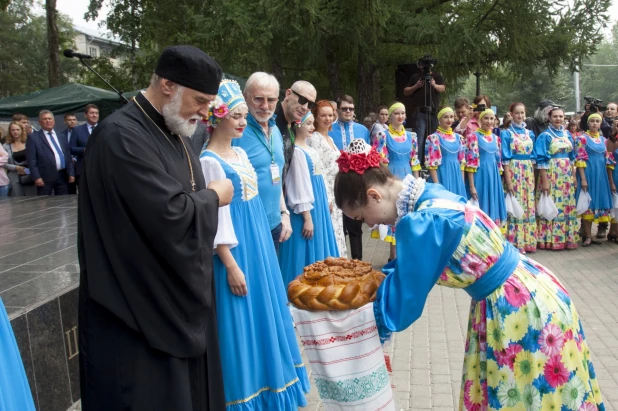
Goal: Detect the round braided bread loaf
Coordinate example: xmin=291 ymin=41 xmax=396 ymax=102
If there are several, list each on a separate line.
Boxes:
xmin=287 ymin=257 xmax=386 ymax=311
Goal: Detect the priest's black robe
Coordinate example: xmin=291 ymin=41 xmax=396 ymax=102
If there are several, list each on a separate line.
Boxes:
xmin=77 ymin=92 xmax=225 ymax=410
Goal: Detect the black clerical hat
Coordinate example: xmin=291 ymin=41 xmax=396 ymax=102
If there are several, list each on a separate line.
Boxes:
xmin=155 ymin=45 xmax=222 ymax=95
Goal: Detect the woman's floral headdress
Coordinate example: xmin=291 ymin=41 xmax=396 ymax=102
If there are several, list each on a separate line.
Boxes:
xmin=203 ymin=79 xmax=245 ymax=132
xmin=336 ymin=139 xmax=381 ymax=175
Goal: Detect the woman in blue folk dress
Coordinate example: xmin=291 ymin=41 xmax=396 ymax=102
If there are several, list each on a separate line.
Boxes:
xmin=607 ymin=127 xmax=618 ymax=242
xmin=574 ymin=113 xmax=615 ymax=246
xmin=333 ymin=140 xmax=604 ymax=411
xmin=534 ymin=107 xmax=579 ymax=250
xmin=425 ymin=107 xmax=466 ymax=198
xmin=199 ymin=80 xmax=309 ymax=410
xmin=372 ymin=102 xmax=421 ymax=261
xmin=465 ymin=108 xmax=507 ymax=226
xmin=279 ymin=112 xmax=339 ymax=286
xmin=500 ymin=102 xmax=537 ymax=254
xmin=0 ymin=299 xmax=36 ymax=411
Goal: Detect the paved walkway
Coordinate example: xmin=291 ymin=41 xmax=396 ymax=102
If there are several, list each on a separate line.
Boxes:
xmin=303 ymin=228 xmax=618 ymax=410
xmin=70 ymin=228 xmax=618 ymax=411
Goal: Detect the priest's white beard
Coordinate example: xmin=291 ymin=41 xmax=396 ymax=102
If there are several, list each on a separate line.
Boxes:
xmin=162 ymin=86 xmax=200 ymax=137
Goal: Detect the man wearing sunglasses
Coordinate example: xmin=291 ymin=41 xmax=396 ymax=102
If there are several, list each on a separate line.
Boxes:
xmin=328 ymin=95 xmax=370 ymax=261
xmin=329 ymin=95 xmax=370 ymax=151
xmin=234 ymin=72 xmax=292 ymax=253
xmin=274 ymin=80 xmax=317 ymax=189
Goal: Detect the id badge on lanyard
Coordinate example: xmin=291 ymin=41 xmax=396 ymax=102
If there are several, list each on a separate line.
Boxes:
xmin=270 ymin=163 xmax=280 ymax=185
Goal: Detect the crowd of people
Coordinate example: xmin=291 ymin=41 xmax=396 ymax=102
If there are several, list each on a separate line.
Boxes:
xmin=0 ymin=45 xmax=609 ymax=411
xmin=0 ymin=106 xmax=99 ymax=196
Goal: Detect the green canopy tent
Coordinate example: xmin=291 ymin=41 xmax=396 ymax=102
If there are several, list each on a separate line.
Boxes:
xmin=0 ymin=73 xmax=247 ymax=122
xmin=0 ymin=83 xmax=126 ymax=120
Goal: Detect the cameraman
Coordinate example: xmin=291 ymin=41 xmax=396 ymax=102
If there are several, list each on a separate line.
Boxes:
xmin=579 ymin=100 xmax=611 ymax=136
xmin=403 ymin=59 xmax=445 ymax=164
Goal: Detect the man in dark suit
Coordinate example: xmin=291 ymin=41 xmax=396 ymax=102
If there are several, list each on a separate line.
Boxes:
xmin=26 ymin=110 xmax=75 ymax=195
xmin=70 ymin=104 xmax=99 ymax=179
xmin=61 ymin=112 xmax=78 ymax=194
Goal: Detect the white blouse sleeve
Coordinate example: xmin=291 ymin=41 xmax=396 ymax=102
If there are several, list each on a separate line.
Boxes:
xmin=199 ymin=156 xmax=238 ymax=250
xmin=285 ymin=147 xmax=314 ymax=214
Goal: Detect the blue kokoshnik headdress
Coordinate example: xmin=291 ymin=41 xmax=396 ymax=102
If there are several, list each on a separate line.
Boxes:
xmin=206 ymin=79 xmax=246 ymax=129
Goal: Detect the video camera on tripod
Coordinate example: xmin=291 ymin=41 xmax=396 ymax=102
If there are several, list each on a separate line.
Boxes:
xmin=584 ymin=96 xmax=606 ymax=113
xmin=473 ymin=103 xmax=487 ymax=113
xmin=418 ymin=54 xmax=437 ymax=81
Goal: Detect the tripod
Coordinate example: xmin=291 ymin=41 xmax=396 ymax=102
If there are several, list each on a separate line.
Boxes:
xmin=417 ymin=70 xmax=434 ymax=173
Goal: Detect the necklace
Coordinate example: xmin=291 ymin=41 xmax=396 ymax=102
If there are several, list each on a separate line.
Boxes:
xmin=388 ymin=124 xmax=406 ymax=137
xmin=437 ymin=126 xmax=453 ymax=135
xmin=133 ymin=97 xmax=196 ymax=192
xmin=547 ymin=125 xmax=565 ymax=140
xmin=509 ymin=125 xmax=529 ymax=140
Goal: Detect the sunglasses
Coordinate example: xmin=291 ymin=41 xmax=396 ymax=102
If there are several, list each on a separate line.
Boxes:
xmin=291 ymin=90 xmax=316 ymax=109
xmin=252 ymin=96 xmax=279 ymax=105
xmin=340 ymin=107 xmax=355 ymax=112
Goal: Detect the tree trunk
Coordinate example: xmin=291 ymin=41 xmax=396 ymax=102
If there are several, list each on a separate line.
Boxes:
xmin=356 ymin=50 xmax=374 ymax=120
xmin=324 ymin=40 xmax=342 ymax=100
xmin=46 ymin=0 xmax=60 ymax=88
xmin=371 ymin=67 xmax=381 ymax=109
xmin=269 ymin=40 xmax=284 ymax=86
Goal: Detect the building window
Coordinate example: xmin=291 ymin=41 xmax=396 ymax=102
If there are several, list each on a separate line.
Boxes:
xmin=89 ymin=47 xmax=98 ymax=58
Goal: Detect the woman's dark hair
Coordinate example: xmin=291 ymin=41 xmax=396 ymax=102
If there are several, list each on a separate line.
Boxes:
xmin=334 ymin=164 xmax=393 ymax=210
xmin=473 ymin=94 xmax=491 ymax=108
xmin=376 ymin=105 xmax=388 ymax=113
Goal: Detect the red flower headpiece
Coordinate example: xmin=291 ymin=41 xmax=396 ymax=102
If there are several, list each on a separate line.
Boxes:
xmin=337 ymin=147 xmax=381 ymax=175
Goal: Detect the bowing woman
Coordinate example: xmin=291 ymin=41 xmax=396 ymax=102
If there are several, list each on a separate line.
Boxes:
xmin=465 ymin=108 xmax=507 ymax=226
xmin=501 ymin=102 xmax=537 ymax=254
xmin=424 ymin=107 xmax=466 ymax=198
xmin=574 ymin=113 xmax=615 ymax=246
xmin=334 ymin=139 xmax=605 ymax=411
xmin=199 ymin=80 xmax=309 ymax=410
xmin=372 ymin=102 xmax=421 ymax=261
xmin=534 ymin=107 xmax=578 ymax=250
xmin=279 ymin=112 xmax=339 ymax=285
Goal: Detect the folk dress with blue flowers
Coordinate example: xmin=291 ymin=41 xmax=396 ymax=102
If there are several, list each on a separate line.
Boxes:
xmin=373 ymin=177 xmax=604 ymax=411
xmin=500 ymin=124 xmax=537 ymax=253
xmin=534 ymin=127 xmax=579 ymax=250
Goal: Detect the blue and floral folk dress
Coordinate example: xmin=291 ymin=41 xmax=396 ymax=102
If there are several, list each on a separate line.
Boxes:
xmin=374 ymin=177 xmax=604 ymax=411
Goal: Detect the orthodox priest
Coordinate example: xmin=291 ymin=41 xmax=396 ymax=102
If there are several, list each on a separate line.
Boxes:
xmin=77 ymin=45 xmax=233 ymax=410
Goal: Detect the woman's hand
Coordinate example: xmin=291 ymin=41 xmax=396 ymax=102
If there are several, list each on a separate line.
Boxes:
xmin=506 ymin=182 xmax=515 ymax=195
xmin=542 ymin=181 xmax=550 ymax=195
xmin=15 ymin=166 xmax=26 ymax=175
xmin=611 ymin=182 xmax=616 ymax=193
xmin=469 ymin=187 xmax=478 ymax=201
xmin=227 ymin=265 xmax=248 ymax=296
xmin=581 ymin=179 xmax=588 ymax=192
xmin=302 ymin=218 xmax=314 ymax=239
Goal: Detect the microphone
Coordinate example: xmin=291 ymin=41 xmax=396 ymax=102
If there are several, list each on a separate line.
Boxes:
xmin=63 ymin=49 xmax=93 ymax=59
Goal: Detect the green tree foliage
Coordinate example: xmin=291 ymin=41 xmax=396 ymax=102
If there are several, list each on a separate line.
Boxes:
xmin=85 ymin=0 xmax=609 ymax=118
xmin=0 ymin=0 xmax=78 ymax=98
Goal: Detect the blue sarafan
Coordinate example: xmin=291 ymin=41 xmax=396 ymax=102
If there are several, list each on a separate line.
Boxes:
xmin=200 ymin=147 xmax=310 ymax=410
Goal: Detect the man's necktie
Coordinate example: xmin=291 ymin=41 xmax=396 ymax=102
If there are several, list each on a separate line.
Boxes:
xmin=48 ymin=132 xmax=65 ymax=169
